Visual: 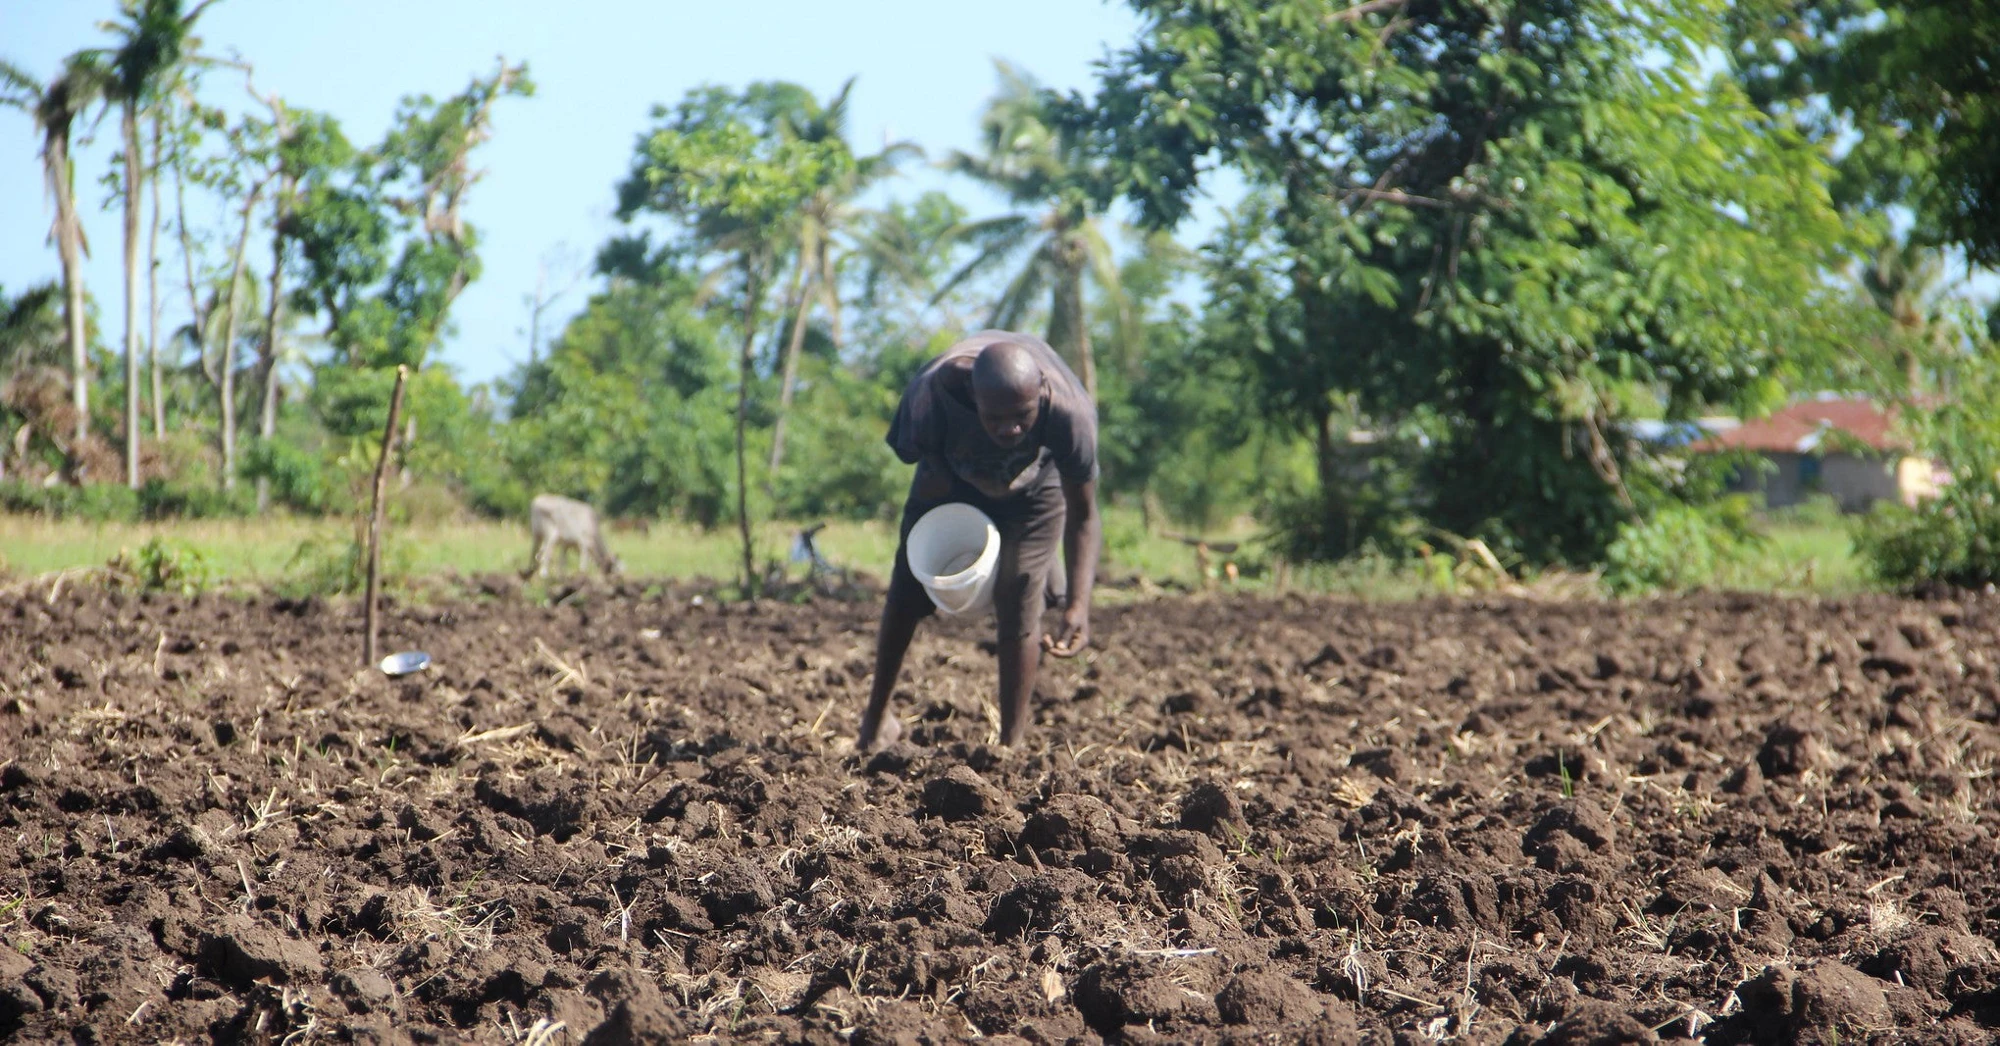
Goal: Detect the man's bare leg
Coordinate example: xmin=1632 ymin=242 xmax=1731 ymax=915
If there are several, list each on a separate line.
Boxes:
xmin=997 ymin=628 xmax=1038 ymax=746
xmin=859 ymin=597 xmax=924 ymax=749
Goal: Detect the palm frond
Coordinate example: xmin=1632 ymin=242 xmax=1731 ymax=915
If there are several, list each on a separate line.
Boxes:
xmin=821 ymin=75 xmax=856 ymax=134
xmin=0 ymin=59 xmax=41 ymax=108
xmin=931 ymin=220 xmax=1037 ymax=306
xmin=988 ymin=243 xmax=1055 ymax=331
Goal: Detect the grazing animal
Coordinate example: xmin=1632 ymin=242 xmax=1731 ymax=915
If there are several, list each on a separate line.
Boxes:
xmin=524 ymin=494 xmax=622 ymax=578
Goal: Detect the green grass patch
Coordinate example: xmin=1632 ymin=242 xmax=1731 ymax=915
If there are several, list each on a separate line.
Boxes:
xmin=0 ymin=504 xmax=1873 ymax=599
xmin=1730 ymin=518 xmax=1867 ymax=594
xmin=0 ymin=505 xmax=1237 ymax=592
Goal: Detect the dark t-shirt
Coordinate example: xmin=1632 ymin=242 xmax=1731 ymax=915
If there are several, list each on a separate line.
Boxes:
xmin=886 ymin=330 xmax=1099 ymax=500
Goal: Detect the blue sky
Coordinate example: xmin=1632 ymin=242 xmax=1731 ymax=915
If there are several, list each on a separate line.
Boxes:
xmin=0 ymin=0 xmax=1154 ymax=386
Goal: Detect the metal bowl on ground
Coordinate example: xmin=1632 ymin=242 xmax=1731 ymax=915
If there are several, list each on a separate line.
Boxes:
xmin=379 ymin=651 xmax=432 ymax=676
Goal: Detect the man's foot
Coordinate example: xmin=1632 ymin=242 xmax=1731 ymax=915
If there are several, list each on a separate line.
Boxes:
xmin=859 ymin=713 xmax=903 ymax=751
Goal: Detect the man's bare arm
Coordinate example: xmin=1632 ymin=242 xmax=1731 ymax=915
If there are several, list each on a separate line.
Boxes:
xmin=1047 ymin=478 xmax=1099 ymax=657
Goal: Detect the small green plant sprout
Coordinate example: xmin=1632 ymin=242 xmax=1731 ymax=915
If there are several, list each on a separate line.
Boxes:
xmin=105 ymin=538 xmax=213 ymax=596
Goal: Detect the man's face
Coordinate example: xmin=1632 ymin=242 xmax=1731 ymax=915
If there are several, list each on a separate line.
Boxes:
xmin=974 ymin=384 xmax=1041 ymax=448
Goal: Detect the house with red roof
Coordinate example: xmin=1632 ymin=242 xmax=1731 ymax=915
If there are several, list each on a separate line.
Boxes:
xmin=1693 ymin=396 xmax=1943 ymax=511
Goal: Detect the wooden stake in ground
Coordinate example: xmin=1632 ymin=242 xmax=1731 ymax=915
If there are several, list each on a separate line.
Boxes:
xmin=364 ymin=365 xmax=410 ymax=667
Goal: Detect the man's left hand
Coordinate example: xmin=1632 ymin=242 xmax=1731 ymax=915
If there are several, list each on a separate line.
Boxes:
xmin=1044 ymin=603 xmax=1090 ymax=658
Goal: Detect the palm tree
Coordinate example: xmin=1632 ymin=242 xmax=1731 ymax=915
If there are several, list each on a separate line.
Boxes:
xmin=99 ymin=0 xmax=218 ymax=487
xmin=1857 ymin=241 xmax=1953 ymax=391
xmin=935 ymin=61 xmax=1126 ymax=398
xmin=850 ymin=191 xmax=975 ymax=331
xmin=1 ymin=55 xmax=110 ymax=450
xmin=766 ymin=78 xmax=919 ymax=474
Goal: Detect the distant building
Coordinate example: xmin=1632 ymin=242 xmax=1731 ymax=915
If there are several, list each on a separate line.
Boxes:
xmin=1692 ymin=396 xmax=1942 ymax=511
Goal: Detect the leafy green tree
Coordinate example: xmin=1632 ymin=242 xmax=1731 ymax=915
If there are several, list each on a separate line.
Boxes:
xmin=500 ymin=275 xmax=732 ymax=521
xmin=1856 ymin=240 xmax=1959 ymax=392
xmin=0 ymin=283 xmax=65 ymax=481
xmin=289 ymin=61 xmax=530 ymax=379
xmin=615 ymin=82 xmax=852 ymax=592
xmin=1 ymin=54 xmax=110 ymax=452
xmin=1835 ymin=1 xmax=2000 ymax=265
xmin=762 ymin=79 xmax=917 ymax=475
xmin=1727 ymin=0 xmax=1954 ymax=396
xmin=939 ymin=61 xmax=1125 ymax=397
xmin=279 ymin=61 xmax=529 ymax=520
xmin=768 ymin=354 xmax=905 ymax=520
xmin=172 ymin=96 xmax=275 ymax=489
xmin=1083 ymin=0 xmax=1853 ymax=564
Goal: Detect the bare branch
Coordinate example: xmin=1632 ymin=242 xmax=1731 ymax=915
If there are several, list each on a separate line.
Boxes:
xmin=1326 ymin=0 xmax=1412 ymax=24
xmin=1337 ymin=187 xmax=1451 ymax=209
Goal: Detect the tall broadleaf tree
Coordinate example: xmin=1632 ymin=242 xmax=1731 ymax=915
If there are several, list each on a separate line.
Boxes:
xmin=212 ymin=112 xmax=275 ymax=488
xmin=1835 ymin=0 xmax=2000 ymax=266
xmin=937 ymin=61 xmax=1127 ymax=398
xmin=1081 ymin=0 xmax=1855 ymax=564
xmin=286 ymin=61 xmax=530 ymax=461
xmin=615 ymin=82 xmax=851 ymax=594
xmin=0 ymin=55 xmax=110 ymax=459
xmin=248 ymin=86 xmax=313 ymax=510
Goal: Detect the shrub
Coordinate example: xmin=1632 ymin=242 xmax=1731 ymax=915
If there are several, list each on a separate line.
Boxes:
xmin=282 ymin=535 xmax=416 ymax=598
xmin=241 ymin=437 xmax=333 ymax=514
xmin=137 ymin=478 xmax=255 ymax=520
xmin=105 ymin=538 xmax=213 ymax=596
xmin=0 ymin=481 xmax=141 ymax=521
xmin=1602 ymin=497 xmax=1764 ymax=595
xmin=1854 ymin=308 xmax=2000 ymax=589
xmin=1856 ymin=497 xmax=2000 ymax=588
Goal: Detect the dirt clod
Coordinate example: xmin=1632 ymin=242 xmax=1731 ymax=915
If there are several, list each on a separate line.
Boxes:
xmin=1734 ymin=961 xmax=1894 ymax=1045
xmin=1214 ymin=968 xmax=1325 ymax=1026
xmin=1178 ymin=779 xmax=1246 ymax=839
xmin=920 ymin=765 xmax=1007 ymax=821
xmin=1536 ymin=998 xmax=1658 ymax=1045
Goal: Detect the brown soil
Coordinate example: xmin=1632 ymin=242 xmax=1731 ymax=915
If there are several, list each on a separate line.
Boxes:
xmin=2 ymin=585 xmax=1998 ymax=1044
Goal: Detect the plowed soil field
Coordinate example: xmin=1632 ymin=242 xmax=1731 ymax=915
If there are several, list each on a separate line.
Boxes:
xmin=3 ymin=584 xmax=1998 ymax=1045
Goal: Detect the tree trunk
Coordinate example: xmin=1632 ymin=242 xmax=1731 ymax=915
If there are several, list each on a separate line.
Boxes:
xmin=363 ymin=365 xmax=409 ymax=667
xmin=218 ymin=181 xmax=266 ymax=492
xmin=768 ymin=262 xmax=813 ymax=476
xmin=1313 ymin=405 xmax=1355 ymax=557
xmin=148 ymin=112 xmax=166 ymax=442
xmin=399 ymin=415 xmax=415 ymax=488
xmin=823 ymin=240 xmax=844 ymax=353
xmin=1046 ymin=253 xmax=1095 ymax=398
xmin=736 ymin=257 xmax=765 ymax=599
xmin=174 ymin=162 xmax=206 ymax=376
xmin=122 ymin=103 xmax=144 ymax=489
xmin=51 ymin=137 xmax=90 ymax=449
xmin=257 ymin=175 xmax=290 ymax=514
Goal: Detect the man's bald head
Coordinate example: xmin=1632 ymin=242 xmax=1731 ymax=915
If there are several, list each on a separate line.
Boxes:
xmin=970 ymin=341 xmax=1044 ymax=447
xmin=972 ymin=341 xmax=1043 ymax=402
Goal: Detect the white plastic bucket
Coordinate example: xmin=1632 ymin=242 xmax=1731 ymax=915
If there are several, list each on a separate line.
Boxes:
xmin=906 ymin=503 xmax=1000 ymax=617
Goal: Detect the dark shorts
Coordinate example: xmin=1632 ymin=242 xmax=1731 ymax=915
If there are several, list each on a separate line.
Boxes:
xmin=890 ymin=478 xmax=1067 ymax=638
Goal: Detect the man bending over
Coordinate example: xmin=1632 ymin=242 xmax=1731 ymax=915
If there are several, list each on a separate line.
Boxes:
xmin=857 ymin=330 xmax=1100 ymax=749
